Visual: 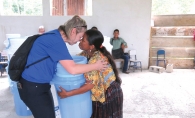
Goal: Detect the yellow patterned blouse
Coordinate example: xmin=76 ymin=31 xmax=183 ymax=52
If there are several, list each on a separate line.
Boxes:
xmin=78 ymin=51 xmax=116 ymax=103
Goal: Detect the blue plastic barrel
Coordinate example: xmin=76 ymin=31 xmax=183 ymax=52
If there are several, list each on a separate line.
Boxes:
xmin=11 ymin=81 xmax=32 ymax=116
xmin=52 ymin=56 xmax=92 ymax=118
xmin=5 ymin=66 xmax=12 ymax=87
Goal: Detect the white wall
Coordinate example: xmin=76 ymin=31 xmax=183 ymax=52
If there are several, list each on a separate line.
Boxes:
xmin=0 ymin=0 xmax=152 ymax=69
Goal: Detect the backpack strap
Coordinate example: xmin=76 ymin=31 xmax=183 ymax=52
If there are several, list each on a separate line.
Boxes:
xmin=25 ymin=56 xmax=50 ymax=68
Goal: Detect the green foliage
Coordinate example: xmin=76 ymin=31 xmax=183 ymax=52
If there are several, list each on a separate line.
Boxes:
xmin=152 ymin=0 xmax=195 ymax=15
xmin=2 ymin=0 xmax=42 ymax=16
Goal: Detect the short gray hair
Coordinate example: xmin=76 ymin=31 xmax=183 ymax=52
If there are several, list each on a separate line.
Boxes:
xmin=63 ymin=15 xmax=87 ymax=39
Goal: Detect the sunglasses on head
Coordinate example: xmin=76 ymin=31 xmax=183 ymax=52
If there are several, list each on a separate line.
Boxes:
xmin=74 ymin=25 xmax=87 ymax=28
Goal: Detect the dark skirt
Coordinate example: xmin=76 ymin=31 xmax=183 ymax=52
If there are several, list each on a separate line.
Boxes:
xmin=91 ymin=81 xmax=123 ymax=118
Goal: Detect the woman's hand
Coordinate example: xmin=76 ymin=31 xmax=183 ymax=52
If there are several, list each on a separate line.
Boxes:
xmin=57 ymin=86 xmax=69 ymax=99
xmin=121 ymin=44 xmax=125 ymax=49
xmin=57 ymin=82 xmax=93 ymax=99
xmin=95 ymin=59 xmax=107 ymax=71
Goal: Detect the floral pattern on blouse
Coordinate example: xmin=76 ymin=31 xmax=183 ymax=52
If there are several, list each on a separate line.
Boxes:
xmin=78 ymin=51 xmax=116 ymax=103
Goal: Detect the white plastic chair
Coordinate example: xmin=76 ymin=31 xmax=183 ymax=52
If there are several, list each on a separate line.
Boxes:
xmin=128 ymin=50 xmax=142 ymax=72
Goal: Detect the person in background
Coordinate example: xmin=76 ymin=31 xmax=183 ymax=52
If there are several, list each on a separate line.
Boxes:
xmin=91 ymin=26 xmax=98 ymax=30
xmin=58 ymin=30 xmax=123 ymax=118
xmin=110 ymin=29 xmax=130 ymax=74
xmin=38 ymin=25 xmax=45 ymax=34
xmin=18 ymin=15 xmax=107 ymax=118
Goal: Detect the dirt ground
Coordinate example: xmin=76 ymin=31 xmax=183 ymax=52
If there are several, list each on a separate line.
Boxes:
xmin=0 ymin=69 xmax=195 ymax=118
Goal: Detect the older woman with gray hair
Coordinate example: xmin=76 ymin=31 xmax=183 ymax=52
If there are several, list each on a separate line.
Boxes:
xmin=18 ymin=15 xmax=107 ymax=118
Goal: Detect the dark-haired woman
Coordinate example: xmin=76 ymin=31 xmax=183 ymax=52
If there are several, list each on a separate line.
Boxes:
xmin=58 ymin=29 xmax=123 ymax=118
xmin=18 ymin=15 xmax=106 ymax=118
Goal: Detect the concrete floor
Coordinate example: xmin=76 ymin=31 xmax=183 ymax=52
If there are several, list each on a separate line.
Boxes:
xmin=0 ymin=69 xmax=195 ymax=118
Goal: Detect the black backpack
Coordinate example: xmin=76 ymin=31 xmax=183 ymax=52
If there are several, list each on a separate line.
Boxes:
xmin=8 ymin=34 xmax=50 ymax=82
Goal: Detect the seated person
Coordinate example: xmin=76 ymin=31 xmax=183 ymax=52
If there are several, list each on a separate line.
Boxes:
xmin=38 ymin=25 xmax=45 ymax=34
xmin=58 ymin=29 xmax=123 ymax=118
xmin=110 ymin=29 xmax=130 ymax=74
xmin=91 ymin=26 xmax=98 ymax=30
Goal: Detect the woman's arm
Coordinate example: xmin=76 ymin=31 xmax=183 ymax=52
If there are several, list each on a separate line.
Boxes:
xmin=59 ymin=59 xmax=106 ymax=75
xmin=121 ymin=38 xmax=127 ymax=47
xmin=60 ymin=50 xmax=106 ymax=75
xmin=58 ymin=82 xmax=94 ymax=99
xmin=58 ymin=54 xmax=101 ymax=99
